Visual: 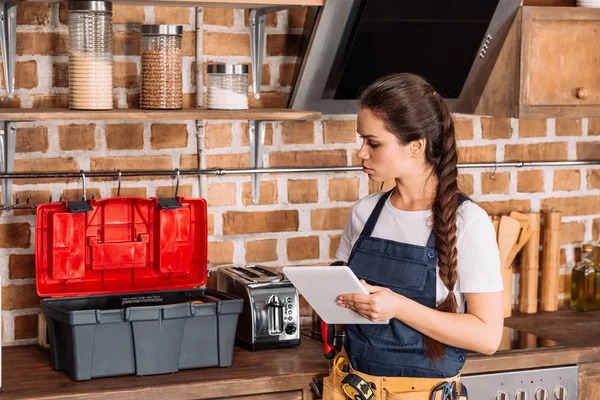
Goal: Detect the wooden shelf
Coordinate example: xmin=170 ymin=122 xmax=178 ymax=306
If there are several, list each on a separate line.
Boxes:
xmin=0 ymin=108 xmax=321 ymax=121
xmin=19 ymin=0 xmax=323 ymax=7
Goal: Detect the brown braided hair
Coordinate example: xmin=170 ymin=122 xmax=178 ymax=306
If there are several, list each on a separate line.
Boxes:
xmin=358 ymin=73 xmax=459 ymax=361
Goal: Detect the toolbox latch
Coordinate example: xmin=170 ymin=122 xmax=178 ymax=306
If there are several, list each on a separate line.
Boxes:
xmin=158 ymin=198 xmax=183 ymax=210
xmin=67 ymin=200 xmax=93 ymax=213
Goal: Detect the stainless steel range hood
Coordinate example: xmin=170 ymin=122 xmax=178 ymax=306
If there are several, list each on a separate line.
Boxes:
xmin=289 ymin=0 xmax=521 ymax=115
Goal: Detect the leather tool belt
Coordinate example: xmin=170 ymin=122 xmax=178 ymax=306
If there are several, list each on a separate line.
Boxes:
xmin=322 ymin=349 xmax=468 ymax=400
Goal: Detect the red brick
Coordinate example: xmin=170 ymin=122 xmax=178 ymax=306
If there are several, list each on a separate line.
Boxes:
xmin=481 ymin=172 xmax=510 ymax=194
xmin=517 ymin=170 xmax=545 ymax=193
xmin=106 ymin=124 xmax=144 ymax=150
xmin=32 ymin=95 xmax=68 ymax=109
xmin=457 ymin=174 xmax=474 ymax=196
xmin=282 ymin=121 xmax=315 ymax=144
xmin=204 ymin=8 xmax=234 ymax=26
xmin=154 ymin=7 xmax=191 ymax=24
xmin=203 ymin=153 xmax=251 ymax=169
xmin=329 ymin=178 xmax=359 ymax=202
xmin=17 ymin=32 xmax=67 ymax=56
xmin=270 ymin=150 xmax=347 ymax=167
xmin=588 ymin=170 xmax=600 ymax=190
xmin=504 ymin=143 xmax=568 ymax=161
xmin=593 ymin=218 xmax=600 ymax=242
xmin=63 ymin=188 xmax=101 ymax=202
xmin=12 ymin=190 xmax=51 ymax=216
xmin=14 ymin=157 xmax=78 ymax=184
xmin=246 ymin=239 xmax=278 ymax=263
xmin=112 ymin=5 xmax=144 ymax=24
xmin=208 ymin=241 xmax=234 ymax=265
xmin=481 ymin=117 xmax=512 ymax=139
xmin=242 ymin=181 xmax=278 ymax=205
xmin=52 ymin=62 xmax=68 ymax=88
xmin=589 ymin=118 xmax=600 ymax=136
xmin=14 ymin=314 xmax=38 ymax=340
xmin=223 ymin=210 xmax=299 ymax=235
xmin=9 ymin=254 xmax=35 ymax=280
xmin=0 ymin=96 xmax=21 ymax=108
xmin=457 ymin=145 xmax=496 ymax=163
xmin=113 ymin=31 xmax=141 ymax=56
xmin=244 ymin=9 xmax=277 ymax=27
xmin=150 ymin=124 xmax=188 ymax=149
xmin=204 ymin=32 xmax=250 ymax=56
xmin=90 ymin=156 xmax=172 ymax=181
xmin=111 ymin=187 xmax=147 ymax=197
xmin=288 ymin=180 xmax=318 ymax=204
xmin=114 ymin=62 xmax=138 ymax=89
xmin=17 ymin=3 xmax=50 ymax=25
xmin=478 ymin=200 xmax=531 ymax=216
xmin=266 ymin=34 xmax=301 ymax=57
xmin=553 ymin=170 xmax=580 ymax=191
xmin=1 ymin=61 xmax=38 ymax=90
xmin=207 ymin=182 xmax=236 ymax=207
xmin=182 ymin=32 xmax=196 ymax=57
xmin=323 ymin=120 xmax=357 ymax=144
xmin=58 ymin=124 xmax=96 ymax=151
xmin=555 ymin=118 xmax=582 ymax=136
xmin=288 ymin=7 xmax=308 ymax=28
xmin=287 ymin=236 xmax=319 ymax=261
xmin=311 ymin=208 xmax=351 ymax=231
xmin=279 ymin=63 xmax=298 ymax=87
xmin=248 ymin=92 xmax=289 ymax=109
xmin=241 ymin=123 xmax=274 ymax=146
xmin=541 ymin=196 xmax=600 ymax=217
xmin=330 ymin=234 xmax=342 ymax=259
xmin=519 ymin=119 xmax=547 ymax=138
xmin=206 ymin=123 xmax=232 ymax=148
xmin=454 ymin=117 xmax=474 ymax=141
xmin=208 ymin=214 xmax=215 ymax=236
xmin=16 ymin=127 xmax=48 ymax=153
xmin=2 ymin=284 xmax=39 ymax=310
xmin=577 ymin=142 xmax=600 ymax=161
xmin=561 ymin=222 xmax=586 ymax=245
xmin=156 ymin=184 xmax=193 ymax=199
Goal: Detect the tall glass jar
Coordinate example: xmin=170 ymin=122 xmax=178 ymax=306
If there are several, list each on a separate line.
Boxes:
xmin=206 ymin=64 xmax=249 ymax=110
xmin=68 ymin=1 xmax=113 ymax=110
xmin=140 ymin=25 xmax=183 ymax=109
xmin=571 ymin=244 xmax=600 ymax=312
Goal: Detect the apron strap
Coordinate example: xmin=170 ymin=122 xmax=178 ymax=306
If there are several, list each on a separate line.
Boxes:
xmin=359 ymin=188 xmax=395 ymax=237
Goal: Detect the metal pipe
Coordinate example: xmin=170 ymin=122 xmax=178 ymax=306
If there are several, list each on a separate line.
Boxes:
xmin=0 ymin=160 xmax=598 ymax=180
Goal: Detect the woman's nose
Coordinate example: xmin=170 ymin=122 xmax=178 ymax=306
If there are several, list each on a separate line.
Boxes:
xmin=357 ymin=141 xmax=369 ymax=160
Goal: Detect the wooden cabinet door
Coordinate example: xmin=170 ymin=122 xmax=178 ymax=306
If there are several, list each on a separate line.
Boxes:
xmin=579 ymin=362 xmax=600 ymax=400
xmin=520 ymin=7 xmax=600 ymax=116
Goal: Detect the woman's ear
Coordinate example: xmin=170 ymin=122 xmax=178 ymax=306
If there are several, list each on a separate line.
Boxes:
xmin=409 ymin=138 xmax=427 ymax=158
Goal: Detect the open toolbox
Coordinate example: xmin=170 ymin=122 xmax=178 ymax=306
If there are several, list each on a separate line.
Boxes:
xmin=36 ymin=196 xmax=243 ymax=381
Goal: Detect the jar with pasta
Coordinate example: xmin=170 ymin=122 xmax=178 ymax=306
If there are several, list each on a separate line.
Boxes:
xmin=140 ymin=24 xmax=183 ymax=110
xmin=68 ymin=0 xmax=113 ymax=110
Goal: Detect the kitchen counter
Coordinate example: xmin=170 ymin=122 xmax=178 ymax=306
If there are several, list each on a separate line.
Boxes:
xmin=1 ymin=308 xmax=599 ymax=399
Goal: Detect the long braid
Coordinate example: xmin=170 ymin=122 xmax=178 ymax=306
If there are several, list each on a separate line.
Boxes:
xmin=424 ymin=93 xmax=459 ymax=360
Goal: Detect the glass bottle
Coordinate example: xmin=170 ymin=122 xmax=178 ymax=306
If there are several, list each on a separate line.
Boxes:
xmin=68 ymin=1 xmax=113 ymax=110
xmin=570 ymin=244 xmax=600 ymax=312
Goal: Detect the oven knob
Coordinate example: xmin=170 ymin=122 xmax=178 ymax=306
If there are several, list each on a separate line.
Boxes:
xmin=516 ymin=390 xmax=529 ymax=400
xmin=535 ymin=388 xmax=549 ymax=400
xmin=496 ymin=392 xmax=509 ymax=400
xmin=285 ymin=323 xmax=297 ymax=335
xmin=554 ymin=385 xmax=567 ymax=400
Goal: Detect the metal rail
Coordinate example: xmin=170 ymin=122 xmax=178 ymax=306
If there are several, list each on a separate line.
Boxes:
xmin=0 ymin=160 xmax=598 ymax=180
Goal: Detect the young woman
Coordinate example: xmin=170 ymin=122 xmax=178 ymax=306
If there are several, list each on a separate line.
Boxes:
xmin=324 ymin=73 xmax=503 ymax=400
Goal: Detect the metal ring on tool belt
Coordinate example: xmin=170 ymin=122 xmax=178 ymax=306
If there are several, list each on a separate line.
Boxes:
xmin=429 ymin=381 xmax=468 ymax=400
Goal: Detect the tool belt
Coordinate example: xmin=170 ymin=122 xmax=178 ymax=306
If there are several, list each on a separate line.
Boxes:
xmin=322 ymin=349 xmax=468 ymax=400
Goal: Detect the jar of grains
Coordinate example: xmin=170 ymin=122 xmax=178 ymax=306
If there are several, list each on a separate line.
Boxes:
xmin=140 ymin=24 xmax=183 ymax=109
xmin=206 ymin=64 xmax=249 ymax=110
xmin=68 ymin=0 xmax=113 ymax=110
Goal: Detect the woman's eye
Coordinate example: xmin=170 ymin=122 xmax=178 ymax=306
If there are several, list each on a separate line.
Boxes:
xmin=368 ymin=141 xmax=379 ymax=148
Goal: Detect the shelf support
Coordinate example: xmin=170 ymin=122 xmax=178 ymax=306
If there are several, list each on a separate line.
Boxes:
xmin=0 ymin=2 xmax=17 ymax=99
xmin=249 ymin=6 xmax=287 ymax=100
xmin=248 ymin=120 xmax=265 ymax=204
xmin=0 ymin=121 xmax=16 ymax=206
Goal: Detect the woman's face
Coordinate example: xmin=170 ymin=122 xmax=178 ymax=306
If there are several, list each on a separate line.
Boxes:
xmin=356 ymin=108 xmax=414 ymax=183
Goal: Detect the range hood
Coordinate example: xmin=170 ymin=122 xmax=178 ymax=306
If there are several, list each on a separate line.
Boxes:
xmin=290 ymin=0 xmax=521 ymax=115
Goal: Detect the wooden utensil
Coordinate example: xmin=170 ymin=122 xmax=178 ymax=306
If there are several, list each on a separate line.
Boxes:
xmin=498 ymin=215 xmax=522 ymax=318
xmin=519 ymin=212 xmax=541 ymax=314
xmin=506 ymin=211 xmax=534 ymax=268
xmin=540 ymin=209 xmax=562 ymax=312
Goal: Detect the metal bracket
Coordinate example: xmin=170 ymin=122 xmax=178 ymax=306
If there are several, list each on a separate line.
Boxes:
xmin=0 ymin=121 xmax=15 ymax=206
xmin=249 ymin=6 xmax=287 ymax=100
xmin=0 ymin=2 xmax=17 ymax=99
xmin=248 ymin=120 xmax=265 ymax=204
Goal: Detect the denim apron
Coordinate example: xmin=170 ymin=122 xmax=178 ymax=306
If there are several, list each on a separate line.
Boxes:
xmin=346 ymin=188 xmax=467 ymax=378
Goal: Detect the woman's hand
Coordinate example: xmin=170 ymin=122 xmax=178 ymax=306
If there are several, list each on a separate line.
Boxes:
xmin=338 ymin=280 xmax=404 ymax=322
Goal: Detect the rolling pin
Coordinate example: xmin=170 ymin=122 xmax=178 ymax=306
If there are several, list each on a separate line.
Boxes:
xmin=518 ymin=212 xmax=541 ymax=314
xmin=540 ymin=209 xmax=562 ymax=312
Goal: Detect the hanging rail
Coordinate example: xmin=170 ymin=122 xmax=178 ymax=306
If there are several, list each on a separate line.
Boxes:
xmin=0 ymin=160 xmax=598 ymax=180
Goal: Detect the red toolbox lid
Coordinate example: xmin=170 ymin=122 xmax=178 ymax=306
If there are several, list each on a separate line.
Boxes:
xmin=36 ymin=197 xmax=208 ymax=297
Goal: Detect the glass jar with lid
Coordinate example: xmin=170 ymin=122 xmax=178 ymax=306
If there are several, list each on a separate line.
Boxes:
xmin=68 ymin=0 xmax=113 ymax=110
xmin=140 ymin=24 xmax=183 ymax=110
xmin=206 ymin=64 xmax=249 ymax=110
xmin=570 ymin=244 xmax=600 ymax=312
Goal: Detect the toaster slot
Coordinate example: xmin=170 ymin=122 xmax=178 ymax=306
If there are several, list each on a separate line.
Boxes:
xmin=249 ymin=265 xmax=279 ymax=278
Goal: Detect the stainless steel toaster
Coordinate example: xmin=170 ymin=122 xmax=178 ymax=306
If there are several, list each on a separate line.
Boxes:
xmin=211 ymin=264 xmax=300 ymax=350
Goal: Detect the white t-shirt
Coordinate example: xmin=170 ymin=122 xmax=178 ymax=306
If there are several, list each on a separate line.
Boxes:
xmin=335 ymin=192 xmax=503 ymax=313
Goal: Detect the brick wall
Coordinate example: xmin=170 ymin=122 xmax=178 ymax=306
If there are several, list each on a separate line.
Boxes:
xmin=1 ymin=4 xmax=599 ymax=345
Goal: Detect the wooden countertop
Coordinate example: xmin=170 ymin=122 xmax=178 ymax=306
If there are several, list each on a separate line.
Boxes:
xmin=1 ymin=309 xmax=599 ymax=399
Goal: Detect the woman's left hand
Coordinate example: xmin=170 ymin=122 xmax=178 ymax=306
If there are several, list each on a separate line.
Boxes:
xmin=338 ymin=280 xmax=404 ymax=322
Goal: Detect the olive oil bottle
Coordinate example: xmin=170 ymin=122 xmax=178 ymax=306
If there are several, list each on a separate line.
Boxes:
xmin=571 ymin=244 xmax=600 ymax=312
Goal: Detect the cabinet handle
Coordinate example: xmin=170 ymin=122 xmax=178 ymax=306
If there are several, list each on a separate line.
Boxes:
xmin=575 ymin=87 xmax=589 ymax=100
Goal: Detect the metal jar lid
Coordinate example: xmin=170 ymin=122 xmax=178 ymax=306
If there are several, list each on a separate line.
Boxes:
xmin=141 ymin=24 xmax=184 ymax=36
xmin=207 ymin=64 xmax=249 ymax=75
xmin=69 ymin=1 xmax=112 ymax=12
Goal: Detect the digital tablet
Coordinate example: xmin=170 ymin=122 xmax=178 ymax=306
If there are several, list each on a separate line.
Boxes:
xmin=282 ymin=266 xmax=389 ymax=325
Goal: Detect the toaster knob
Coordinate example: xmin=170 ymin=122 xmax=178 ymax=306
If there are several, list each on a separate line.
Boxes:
xmin=285 ymin=323 xmax=297 ymax=335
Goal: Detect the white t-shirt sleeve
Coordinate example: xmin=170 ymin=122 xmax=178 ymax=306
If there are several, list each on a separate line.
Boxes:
xmin=335 ymin=203 xmax=357 ymax=263
xmin=456 ymin=208 xmax=503 ymax=293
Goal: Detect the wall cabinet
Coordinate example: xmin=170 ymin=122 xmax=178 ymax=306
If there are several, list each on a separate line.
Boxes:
xmin=578 ymin=362 xmax=600 ymax=400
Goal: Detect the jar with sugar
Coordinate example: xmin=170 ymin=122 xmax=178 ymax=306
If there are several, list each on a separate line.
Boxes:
xmin=140 ymin=24 xmax=183 ymax=110
xmin=68 ymin=0 xmax=113 ymax=110
xmin=206 ymin=64 xmax=249 ymax=110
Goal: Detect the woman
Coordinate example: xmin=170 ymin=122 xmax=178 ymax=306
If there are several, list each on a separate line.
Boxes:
xmin=324 ymin=73 xmax=503 ymax=400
